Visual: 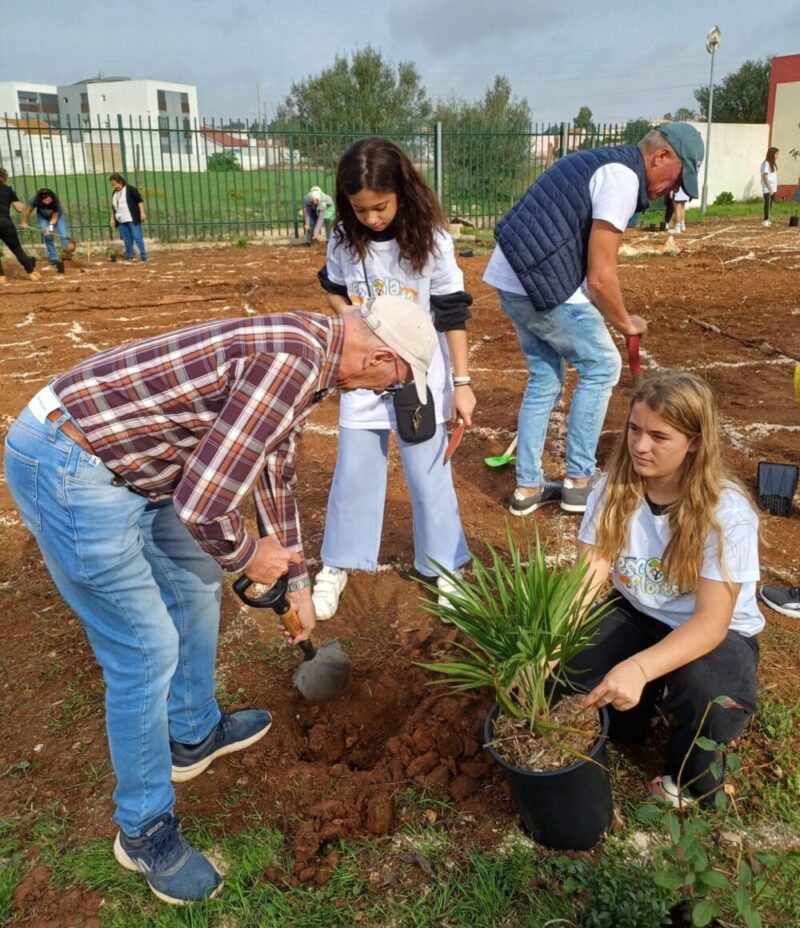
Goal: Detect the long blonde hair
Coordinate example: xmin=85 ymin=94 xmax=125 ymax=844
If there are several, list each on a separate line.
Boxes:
xmin=595 ymin=370 xmax=753 ymax=592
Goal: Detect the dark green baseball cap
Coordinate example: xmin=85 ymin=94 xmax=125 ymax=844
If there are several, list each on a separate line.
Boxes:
xmin=659 ymin=122 xmax=704 ymax=198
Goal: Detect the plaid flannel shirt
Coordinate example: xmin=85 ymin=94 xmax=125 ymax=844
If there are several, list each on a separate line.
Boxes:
xmin=53 ymin=312 xmax=344 ymax=582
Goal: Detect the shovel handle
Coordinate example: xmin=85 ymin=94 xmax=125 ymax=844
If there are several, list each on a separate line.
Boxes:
xmin=233 ymin=574 xmax=317 ymax=659
xmin=626 ymin=335 xmax=642 ymax=382
xmin=503 ymin=433 xmax=518 ymax=458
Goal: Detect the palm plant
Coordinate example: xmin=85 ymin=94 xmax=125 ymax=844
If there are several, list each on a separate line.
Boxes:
xmin=419 ymin=528 xmax=613 ymax=740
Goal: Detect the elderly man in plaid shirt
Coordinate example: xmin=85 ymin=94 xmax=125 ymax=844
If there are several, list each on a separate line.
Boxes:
xmin=4 ymin=295 xmax=437 ymax=905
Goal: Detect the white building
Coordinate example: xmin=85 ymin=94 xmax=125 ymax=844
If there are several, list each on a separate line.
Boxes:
xmin=0 ymin=82 xmax=60 ymax=127
xmin=0 ymin=117 xmax=86 ymax=176
xmin=200 ymin=127 xmax=294 ymax=170
xmin=57 ymin=77 xmax=203 ymax=172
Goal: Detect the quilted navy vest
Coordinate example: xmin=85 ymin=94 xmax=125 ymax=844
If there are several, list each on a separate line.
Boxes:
xmin=495 ymin=145 xmax=650 ymax=311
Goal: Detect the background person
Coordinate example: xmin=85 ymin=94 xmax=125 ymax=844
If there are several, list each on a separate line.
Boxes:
xmin=22 ymin=187 xmax=71 ymax=267
xmin=566 ymin=371 xmax=762 ymax=806
xmin=669 ymin=183 xmax=690 ymax=233
xmin=3 ymin=296 xmax=436 ymax=905
xmin=109 ymin=172 xmax=148 ymax=261
xmin=303 ymin=184 xmax=335 ymax=244
xmin=483 ymin=123 xmax=703 ymax=516
xmin=312 ymin=136 xmax=475 ymax=621
xmin=760 ymin=147 xmax=778 ymax=227
xmin=0 ymin=168 xmax=40 ymax=283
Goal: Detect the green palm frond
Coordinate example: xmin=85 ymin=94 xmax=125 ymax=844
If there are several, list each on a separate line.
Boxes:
xmin=418 ymin=526 xmax=613 ymax=731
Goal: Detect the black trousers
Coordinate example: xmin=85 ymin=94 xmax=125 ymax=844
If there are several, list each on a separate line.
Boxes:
xmin=0 ymin=218 xmax=35 ymax=274
xmin=564 ymin=595 xmax=759 ymax=800
xmin=763 ymin=193 xmax=774 ymax=221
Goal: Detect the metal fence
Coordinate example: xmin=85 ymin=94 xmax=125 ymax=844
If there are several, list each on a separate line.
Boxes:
xmin=1 ymin=115 xmax=637 ymax=244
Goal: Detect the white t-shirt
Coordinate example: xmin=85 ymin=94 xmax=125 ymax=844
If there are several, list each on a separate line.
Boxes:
xmin=760 ymin=161 xmax=778 ymax=195
xmin=325 ymin=228 xmax=461 ymax=429
xmin=483 ymin=162 xmax=640 ymax=302
xmin=113 ymin=187 xmax=133 ymax=223
xmin=578 ymin=476 xmax=764 ymax=637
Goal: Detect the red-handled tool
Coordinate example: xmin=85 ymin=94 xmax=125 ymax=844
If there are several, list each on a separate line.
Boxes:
xmin=626 ymin=335 xmax=642 ymax=387
xmin=443 ymin=418 xmax=466 ymax=465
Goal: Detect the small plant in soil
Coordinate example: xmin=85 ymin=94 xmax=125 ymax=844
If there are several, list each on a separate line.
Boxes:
xmin=419 ymin=529 xmax=613 ymax=770
xmin=639 ymin=697 xmax=778 ymax=927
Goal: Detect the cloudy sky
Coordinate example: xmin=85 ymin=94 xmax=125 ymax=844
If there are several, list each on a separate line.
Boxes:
xmin=5 ymin=0 xmax=800 ymax=124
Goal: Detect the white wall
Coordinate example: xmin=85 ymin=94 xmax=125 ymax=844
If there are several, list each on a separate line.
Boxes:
xmin=687 ymin=121 xmax=769 ymax=203
xmin=0 ymin=125 xmax=86 ymax=175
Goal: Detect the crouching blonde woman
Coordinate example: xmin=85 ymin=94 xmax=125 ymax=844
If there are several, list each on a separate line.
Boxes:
xmin=564 ymin=370 xmax=762 ymax=805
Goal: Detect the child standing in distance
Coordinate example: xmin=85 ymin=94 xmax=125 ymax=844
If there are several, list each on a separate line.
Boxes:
xmin=565 ymin=371 xmax=762 ymax=805
xmin=313 ymin=137 xmax=475 ymax=620
xmin=760 ymin=147 xmax=778 ymax=227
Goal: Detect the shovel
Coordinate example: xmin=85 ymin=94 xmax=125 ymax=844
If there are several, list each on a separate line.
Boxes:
xmin=233 ymin=574 xmax=350 ymax=702
xmin=484 ymin=433 xmax=518 ymax=468
xmin=626 ymin=334 xmax=643 ymax=388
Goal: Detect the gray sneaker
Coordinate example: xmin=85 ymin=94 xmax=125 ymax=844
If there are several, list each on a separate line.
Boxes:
xmin=509 ymin=481 xmax=562 ymax=517
xmin=759 ymin=585 xmax=800 ymax=618
xmin=561 ymin=472 xmax=602 ymax=514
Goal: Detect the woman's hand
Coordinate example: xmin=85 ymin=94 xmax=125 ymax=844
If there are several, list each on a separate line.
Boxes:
xmin=583 ymin=657 xmax=648 ymax=712
xmin=451 ymin=383 xmax=476 ymax=426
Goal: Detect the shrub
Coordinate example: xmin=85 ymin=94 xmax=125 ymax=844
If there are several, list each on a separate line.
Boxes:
xmin=207 ymin=152 xmax=242 ymax=172
xmin=713 ymin=191 xmax=734 ymax=206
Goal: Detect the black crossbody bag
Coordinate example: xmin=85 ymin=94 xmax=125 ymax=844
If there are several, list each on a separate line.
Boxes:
xmin=362 ymin=260 xmax=436 ymax=444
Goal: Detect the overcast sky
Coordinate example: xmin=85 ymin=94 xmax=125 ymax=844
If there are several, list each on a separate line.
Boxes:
xmin=5 ymin=0 xmax=800 ymax=124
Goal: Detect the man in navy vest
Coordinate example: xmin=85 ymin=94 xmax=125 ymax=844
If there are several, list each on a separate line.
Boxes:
xmin=484 ymin=123 xmax=703 ymax=516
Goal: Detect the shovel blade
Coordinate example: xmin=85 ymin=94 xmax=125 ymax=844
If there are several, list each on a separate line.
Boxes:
xmin=292 ymin=639 xmax=350 ymax=702
xmin=484 ymin=454 xmax=516 ymax=467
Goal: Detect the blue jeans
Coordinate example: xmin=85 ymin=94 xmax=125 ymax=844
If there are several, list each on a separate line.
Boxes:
xmin=118 ymin=222 xmax=147 ymax=259
xmin=321 ymin=424 xmax=470 ymax=575
xmin=4 ymin=404 xmax=222 ymax=835
xmin=497 ymin=290 xmax=622 ymax=486
xmin=38 ymin=215 xmax=69 ymax=262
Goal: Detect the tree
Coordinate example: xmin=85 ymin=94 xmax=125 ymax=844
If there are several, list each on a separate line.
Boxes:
xmin=574 ymin=106 xmax=595 ymax=132
xmin=434 ymin=76 xmax=531 ymax=219
xmin=207 ymin=152 xmax=241 ymax=172
xmin=674 ymin=107 xmax=697 ymax=121
xmin=621 ymin=118 xmax=653 ymax=145
xmin=694 ymin=58 xmax=770 ymax=123
xmin=270 ymin=46 xmax=431 ymax=164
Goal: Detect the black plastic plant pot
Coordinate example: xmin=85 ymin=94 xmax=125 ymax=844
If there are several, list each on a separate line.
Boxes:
xmin=483 ymin=702 xmax=613 ymax=850
xmin=789 ymin=215 xmax=799 ymax=227
xmin=757 ymin=461 xmax=798 ymax=517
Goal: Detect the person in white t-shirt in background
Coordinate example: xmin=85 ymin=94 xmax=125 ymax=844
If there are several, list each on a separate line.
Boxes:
xmin=760 ymin=147 xmax=779 ymax=227
xmin=483 ymin=123 xmax=704 ymax=516
xmin=668 ymin=184 xmax=690 ymax=233
xmin=562 ymin=370 xmax=762 ymax=806
xmin=312 ymin=137 xmax=475 ymax=621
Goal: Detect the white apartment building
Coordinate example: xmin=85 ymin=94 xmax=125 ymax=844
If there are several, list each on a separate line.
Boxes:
xmin=57 ymin=77 xmax=203 ymax=172
xmin=0 ymin=82 xmax=60 ymax=126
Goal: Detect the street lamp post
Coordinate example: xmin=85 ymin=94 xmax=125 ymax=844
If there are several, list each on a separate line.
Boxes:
xmin=701 ymin=25 xmax=722 ymax=216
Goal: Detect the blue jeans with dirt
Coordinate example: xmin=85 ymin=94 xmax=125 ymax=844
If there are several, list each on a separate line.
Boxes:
xmin=4 ymin=403 xmax=222 ymax=835
xmin=497 ymin=290 xmax=622 ymax=487
xmin=118 ymin=221 xmax=147 ymax=260
xmin=38 ymin=215 xmax=69 ymax=263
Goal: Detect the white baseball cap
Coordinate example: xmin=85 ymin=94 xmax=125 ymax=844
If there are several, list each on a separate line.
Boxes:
xmin=360 ymin=296 xmax=438 ymax=404
xmin=309 ymin=185 xmax=322 ymax=203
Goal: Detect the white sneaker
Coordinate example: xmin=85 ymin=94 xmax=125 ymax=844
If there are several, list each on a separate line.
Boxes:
xmin=436 ymin=572 xmax=463 ymax=623
xmin=672 ymin=224 xmax=682 ymax=233
xmin=311 ymin=565 xmax=347 ymax=620
xmin=762 ymin=220 xmax=771 ymax=227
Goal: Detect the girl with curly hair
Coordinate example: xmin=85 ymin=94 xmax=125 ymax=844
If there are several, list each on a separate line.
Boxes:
xmin=312 ymin=137 xmax=475 ymax=620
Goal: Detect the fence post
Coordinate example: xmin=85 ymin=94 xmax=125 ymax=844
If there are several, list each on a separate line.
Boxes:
xmin=288 ymin=121 xmax=298 ymax=239
xmin=435 ymin=121 xmax=443 ymax=204
xmin=560 ymin=122 xmax=568 ymax=158
xmin=117 ymin=114 xmax=128 ymax=175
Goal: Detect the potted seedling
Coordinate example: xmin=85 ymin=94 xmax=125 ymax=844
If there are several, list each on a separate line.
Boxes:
xmin=420 ymin=529 xmax=615 ymax=850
